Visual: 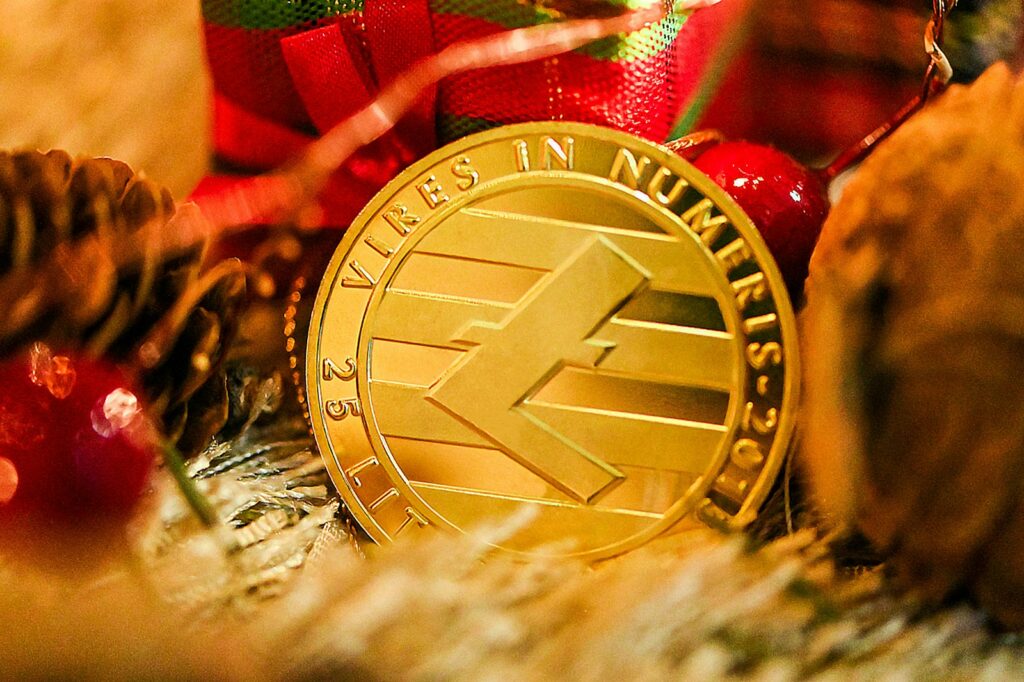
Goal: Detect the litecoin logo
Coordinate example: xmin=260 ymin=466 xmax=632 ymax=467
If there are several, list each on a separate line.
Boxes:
xmin=309 ymin=123 xmax=796 ymax=559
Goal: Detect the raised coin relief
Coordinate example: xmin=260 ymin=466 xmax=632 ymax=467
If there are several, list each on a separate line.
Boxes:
xmin=308 ymin=123 xmax=798 ymax=559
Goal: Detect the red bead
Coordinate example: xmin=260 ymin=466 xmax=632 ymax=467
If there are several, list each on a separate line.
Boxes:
xmin=0 ymin=347 xmax=154 ymax=559
xmin=692 ymin=141 xmax=830 ymax=300
xmin=0 ymin=457 xmax=18 ymax=505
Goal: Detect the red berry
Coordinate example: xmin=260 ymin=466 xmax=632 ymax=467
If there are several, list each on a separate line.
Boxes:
xmin=691 ymin=141 xmax=830 ymax=300
xmin=0 ymin=346 xmax=155 ymax=567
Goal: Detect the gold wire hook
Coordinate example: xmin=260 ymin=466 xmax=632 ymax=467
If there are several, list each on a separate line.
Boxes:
xmin=922 ymin=0 xmax=957 ymax=100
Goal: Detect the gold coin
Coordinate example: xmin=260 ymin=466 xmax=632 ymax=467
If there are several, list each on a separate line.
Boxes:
xmin=307 ymin=122 xmax=798 ymax=560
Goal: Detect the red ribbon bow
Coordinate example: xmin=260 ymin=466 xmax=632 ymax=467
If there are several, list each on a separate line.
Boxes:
xmin=194 ymin=0 xmax=439 ymax=228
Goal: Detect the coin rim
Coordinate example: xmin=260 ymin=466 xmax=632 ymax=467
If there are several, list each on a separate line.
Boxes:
xmin=307 ymin=121 xmax=800 ymax=555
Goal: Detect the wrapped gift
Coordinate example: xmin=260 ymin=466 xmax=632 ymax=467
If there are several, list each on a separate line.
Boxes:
xmin=699 ymin=0 xmax=1024 ymax=162
xmin=699 ymin=0 xmax=927 ymax=162
xmin=198 ymin=0 xmax=705 ymax=227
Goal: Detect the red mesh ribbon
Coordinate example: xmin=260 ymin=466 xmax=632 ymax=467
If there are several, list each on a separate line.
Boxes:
xmin=196 ymin=0 xmax=696 ymax=228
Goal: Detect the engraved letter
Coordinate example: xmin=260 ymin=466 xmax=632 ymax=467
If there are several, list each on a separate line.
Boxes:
xmin=646 ymin=167 xmax=688 ymax=206
xmin=696 ymin=498 xmax=733 ymax=530
xmin=451 ymin=156 xmax=480 ymax=190
xmin=323 ymin=357 xmax=357 ymax=381
xmin=681 ymin=198 xmax=729 ymax=246
xmin=541 ymin=136 xmax=574 ymax=170
xmin=746 ymin=341 xmax=783 ymax=369
xmin=742 ymin=402 xmax=779 ymax=435
xmin=326 ymin=398 xmax=362 ymax=421
xmin=341 ymin=260 xmax=377 ymax=289
xmin=713 ymin=470 xmax=749 ymax=506
xmin=609 ymin=147 xmax=652 ymax=189
xmin=395 ymin=506 xmax=430 ymax=535
xmin=513 ymin=139 xmax=530 ymax=172
xmin=732 ymin=272 xmax=768 ymax=311
xmin=729 ymin=438 xmax=766 ymax=471
xmin=369 ymin=487 xmax=400 ymax=514
xmin=364 ymin=235 xmax=395 ymax=258
xmin=418 ymin=175 xmax=450 ymax=209
xmin=345 ymin=456 xmax=379 ymax=487
xmin=743 ymin=313 xmax=779 ymax=336
xmin=382 ymin=203 xmax=420 ymax=236
xmin=715 ymin=239 xmax=754 ymax=273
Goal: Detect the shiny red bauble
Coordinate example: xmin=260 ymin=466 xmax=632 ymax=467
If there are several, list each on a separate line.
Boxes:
xmin=0 ymin=346 xmax=154 ymax=564
xmin=691 ymin=140 xmax=830 ymax=300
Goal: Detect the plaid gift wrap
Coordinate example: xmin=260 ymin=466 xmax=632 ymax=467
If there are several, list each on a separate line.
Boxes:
xmin=198 ymin=0 xmax=703 ymax=227
xmin=699 ymin=0 xmax=1024 ymax=163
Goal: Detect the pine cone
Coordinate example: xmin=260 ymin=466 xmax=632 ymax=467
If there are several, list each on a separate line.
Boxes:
xmin=0 ymin=149 xmax=247 ymax=455
xmin=802 ymin=64 xmax=1024 ymax=628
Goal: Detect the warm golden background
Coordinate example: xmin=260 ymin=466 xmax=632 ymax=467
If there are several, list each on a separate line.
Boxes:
xmin=0 ymin=0 xmax=209 ymax=196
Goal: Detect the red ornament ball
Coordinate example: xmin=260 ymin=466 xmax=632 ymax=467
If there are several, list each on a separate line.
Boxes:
xmin=691 ymin=140 xmax=830 ymax=300
xmin=0 ymin=345 xmax=155 ymax=563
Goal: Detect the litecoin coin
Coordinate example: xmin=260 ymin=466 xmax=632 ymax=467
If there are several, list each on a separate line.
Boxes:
xmin=307 ymin=122 xmax=798 ymax=560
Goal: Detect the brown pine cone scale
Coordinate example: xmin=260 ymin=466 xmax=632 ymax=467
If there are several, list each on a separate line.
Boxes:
xmin=0 ymin=149 xmax=247 ymax=454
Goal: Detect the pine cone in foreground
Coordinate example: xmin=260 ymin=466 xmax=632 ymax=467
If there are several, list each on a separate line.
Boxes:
xmin=0 ymin=150 xmax=247 ymax=454
xmin=802 ymin=63 xmax=1024 ymax=628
